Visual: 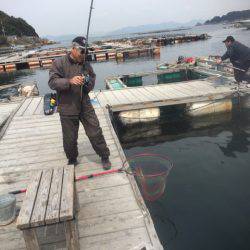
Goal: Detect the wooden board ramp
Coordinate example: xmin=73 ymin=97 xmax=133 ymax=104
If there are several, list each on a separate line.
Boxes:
xmin=0 ymin=96 xmax=163 ymax=249
xmin=90 ymin=80 xmax=239 ymax=112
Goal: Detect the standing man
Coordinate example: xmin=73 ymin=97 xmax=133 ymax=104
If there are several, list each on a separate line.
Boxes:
xmin=217 ymin=36 xmax=250 ymax=83
xmin=48 ymin=36 xmax=111 ymax=169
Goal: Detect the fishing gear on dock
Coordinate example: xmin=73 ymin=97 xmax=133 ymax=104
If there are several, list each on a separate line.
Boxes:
xmin=9 ymin=154 xmax=174 ymax=202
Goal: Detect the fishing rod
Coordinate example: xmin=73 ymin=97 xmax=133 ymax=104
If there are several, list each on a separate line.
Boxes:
xmin=204 ymin=59 xmax=246 ymax=72
xmin=81 ymin=0 xmax=94 ymax=100
xmin=85 ymin=0 xmax=94 ymax=55
xmin=9 ymin=168 xmax=121 ymax=195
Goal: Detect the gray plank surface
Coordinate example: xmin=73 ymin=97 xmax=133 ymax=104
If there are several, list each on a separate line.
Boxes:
xmin=16 ymin=171 xmax=43 ymax=229
xmin=30 ymin=169 xmax=53 ymax=227
xmin=60 ymin=166 xmax=74 ymax=221
xmin=22 ymin=97 xmax=42 ymax=116
xmin=45 ymin=168 xmax=64 ymax=224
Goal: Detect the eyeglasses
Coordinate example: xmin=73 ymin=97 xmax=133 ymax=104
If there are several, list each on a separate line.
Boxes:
xmin=75 ymin=47 xmax=87 ymax=55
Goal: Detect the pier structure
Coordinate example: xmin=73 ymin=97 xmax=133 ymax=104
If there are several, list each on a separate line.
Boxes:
xmin=0 ymin=95 xmax=163 ymax=250
xmin=0 ymin=80 xmax=249 ymax=249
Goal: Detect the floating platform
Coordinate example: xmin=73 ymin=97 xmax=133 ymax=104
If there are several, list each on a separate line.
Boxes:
xmin=95 ymin=79 xmax=250 ymax=112
xmin=0 ymin=47 xmax=160 ymax=73
xmin=94 ymin=33 xmax=209 ymax=48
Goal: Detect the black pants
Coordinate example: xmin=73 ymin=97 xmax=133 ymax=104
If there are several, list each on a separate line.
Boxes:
xmin=233 ymin=60 xmax=250 ymax=83
xmin=60 ymin=102 xmax=110 ymax=161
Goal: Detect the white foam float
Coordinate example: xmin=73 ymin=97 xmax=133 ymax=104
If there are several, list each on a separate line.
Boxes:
xmin=187 ymin=99 xmax=232 ymax=117
xmin=119 ymin=107 xmax=160 ymax=125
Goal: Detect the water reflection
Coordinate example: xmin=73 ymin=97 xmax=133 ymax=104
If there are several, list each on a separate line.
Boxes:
xmin=118 ymin=106 xmax=250 ymax=158
xmin=122 ymin=106 xmax=250 ymax=250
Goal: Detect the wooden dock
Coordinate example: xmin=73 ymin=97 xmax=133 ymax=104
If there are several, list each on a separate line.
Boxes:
xmin=0 ymin=96 xmax=163 ymax=250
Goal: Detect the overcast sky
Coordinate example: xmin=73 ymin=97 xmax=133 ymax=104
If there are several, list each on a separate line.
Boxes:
xmin=1 ymin=0 xmax=249 ymax=36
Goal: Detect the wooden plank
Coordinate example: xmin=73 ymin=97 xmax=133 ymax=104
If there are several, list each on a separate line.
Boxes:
xmin=152 ymin=84 xmax=190 ymax=98
xmin=15 ymin=98 xmax=32 ymax=117
xmin=76 ymin=173 xmax=129 ymax=191
xmin=169 ymin=84 xmax=195 ymax=96
xmin=16 ymin=171 xmax=43 ymax=229
xmin=78 ymin=184 xmax=133 ymax=204
xmin=8 ymin=120 xmax=60 ymax=130
xmin=159 ymin=83 xmax=190 ymax=97
xmin=101 ymin=91 xmax=121 ymax=105
xmin=125 ymin=88 xmax=146 ymax=102
xmin=0 ymin=132 xmax=113 ymax=147
xmin=22 ymin=97 xmax=42 ymax=116
xmin=60 ymin=166 xmax=74 ymax=221
xmin=65 ymin=220 xmax=80 ymax=250
xmin=30 ymin=169 xmax=53 ymax=227
xmin=22 ymin=229 xmax=40 ymax=250
xmin=178 ymin=82 xmax=208 ymax=95
xmin=96 ymin=92 xmax=108 ymax=107
xmin=78 ymin=210 xmax=144 ymax=237
xmin=5 ymin=123 xmax=109 ymax=136
xmin=45 ymin=167 xmax=64 ymax=224
xmin=133 ymin=87 xmax=158 ymax=101
xmin=118 ymin=89 xmax=139 ymax=103
xmin=78 ymin=197 xmax=138 ymax=220
xmin=0 ymin=160 xmax=67 ymax=176
xmin=12 ymin=113 xmax=58 ymax=122
xmin=108 ymin=89 xmax=131 ymax=104
xmin=5 ymin=125 xmax=61 ymax=136
xmin=34 ymin=97 xmax=44 ymax=115
xmin=79 ymin=227 xmax=152 ymax=250
xmin=143 ymin=85 xmax=174 ymax=99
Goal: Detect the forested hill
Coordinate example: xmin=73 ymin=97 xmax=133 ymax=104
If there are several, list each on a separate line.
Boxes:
xmin=0 ymin=10 xmax=38 ymax=37
xmin=205 ymin=9 xmax=250 ymax=25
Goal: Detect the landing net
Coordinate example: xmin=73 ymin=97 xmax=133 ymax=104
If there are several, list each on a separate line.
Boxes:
xmin=123 ymin=153 xmax=173 ymax=202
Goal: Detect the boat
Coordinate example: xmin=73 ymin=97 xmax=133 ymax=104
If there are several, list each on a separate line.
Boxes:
xmin=236 ymin=19 xmax=250 ymax=29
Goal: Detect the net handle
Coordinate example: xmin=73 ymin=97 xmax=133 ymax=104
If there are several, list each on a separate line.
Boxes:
xmin=122 ymin=153 xmax=174 ymax=178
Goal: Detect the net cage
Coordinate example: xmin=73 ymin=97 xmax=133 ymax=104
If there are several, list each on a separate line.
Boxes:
xmin=123 ymin=153 xmax=173 ymax=202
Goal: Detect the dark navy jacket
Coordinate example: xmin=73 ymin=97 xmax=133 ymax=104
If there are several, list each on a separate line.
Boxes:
xmin=221 ymin=41 xmax=250 ymax=65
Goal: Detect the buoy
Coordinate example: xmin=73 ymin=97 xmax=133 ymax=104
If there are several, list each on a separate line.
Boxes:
xmin=95 ymin=53 xmax=107 ymax=62
xmin=116 ymin=52 xmax=124 ymax=60
xmin=28 ymin=61 xmax=40 ymax=69
xmin=41 ymin=59 xmax=53 ymax=68
xmin=107 ymin=52 xmax=116 ymax=60
xmin=0 ymin=194 xmax=16 ymax=226
xmin=153 ymin=47 xmax=161 ymax=56
xmin=5 ymin=63 xmax=16 ymax=72
xmin=0 ymin=65 xmax=4 ymax=72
